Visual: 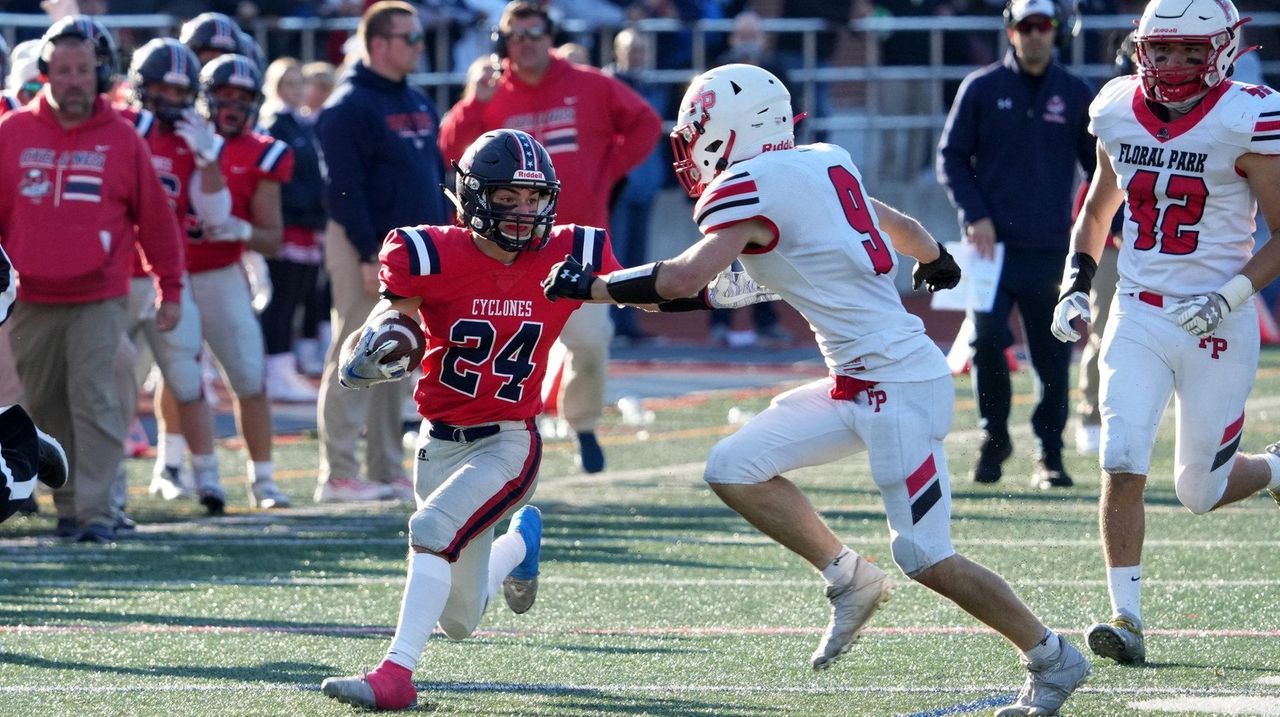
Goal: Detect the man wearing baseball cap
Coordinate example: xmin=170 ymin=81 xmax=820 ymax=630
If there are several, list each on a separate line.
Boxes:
xmin=937 ymin=0 xmax=1096 ymax=489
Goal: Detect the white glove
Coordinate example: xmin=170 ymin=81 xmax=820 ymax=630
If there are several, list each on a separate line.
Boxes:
xmin=1165 ymin=274 xmax=1253 ymax=337
xmin=174 ymin=108 xmax=223 ymax=168
xmin=1167 ymin=293 xmax=1227 ymax=337
xmin=340 ymin=327 xmax=409 ymax=389
xmin=242 ymin=251 xmax=272 ymax=313
xmin=206 ymin=216 xmax=253 ymax=242
xmin=1051 ymin=291 xmax=1091 ymax=343
xmin=705 ymin=270 xmax=780 ymax=310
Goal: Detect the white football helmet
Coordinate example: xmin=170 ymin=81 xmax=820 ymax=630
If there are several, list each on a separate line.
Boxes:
xmin=670 ymin=63 xmax=794 ymax=198
xmin=1134 ymin=0 xmax=1249 ymax=108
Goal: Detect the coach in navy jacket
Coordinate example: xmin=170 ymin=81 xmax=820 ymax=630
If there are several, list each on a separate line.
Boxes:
xmin=312 ymin=1 xmax=448 ymax=504
xmin=936 ymin=0 xmax=1095 ymax=489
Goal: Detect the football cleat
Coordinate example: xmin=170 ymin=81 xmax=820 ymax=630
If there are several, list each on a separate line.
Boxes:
xmin=195 ymin=469 xmax=226 ymax=516
xmin=1086 ymin=611 xmax=1146 ymax=665
xmin=1263 ymin=442 xmax=1280 ymax=507
xmin=321 ymin=661 xmax=416 ymax=711
xmin=149 ymin=464 xmax=194 ymax=501
xmin=994 ymin=639 xmax=1091 ymax=717
xmin=35 ymin=428 xmax=69 ymax=489
xmin=575 ymin=431 xmax=605 ymax=474
xmin=503 ymin=505 xmax=542 ymax=614
xmin=1031 ymin=453 xmax=1073 ymax=490
xmin=249 ymin=478 xmax=291 ymax=509
xmin=810 ymin=556 xmax=893 ymax=669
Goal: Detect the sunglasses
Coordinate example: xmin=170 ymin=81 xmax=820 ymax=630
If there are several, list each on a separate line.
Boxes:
xmin=1015 ymin=17 xmax=1058 ymax=35
xmin=384 ymin=31 xmax=425 ymax=45
xmin=502 ymin=26 xmax=549 ymax=42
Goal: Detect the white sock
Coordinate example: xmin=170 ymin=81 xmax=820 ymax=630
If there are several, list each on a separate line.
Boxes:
xmin=160 ymin=433 xmax=187 ymax=468
xmin=1022 ymin=630 xmax=1061 ymax=664
xmin=385 ymin=553 xmax=451 ymax=672
xmin=1107 ymin=565 xmax=1142 ymax=622
xmin=1262 ymin=451 xmax=1280 ymax=491
xmin=486 ymin=531 xmax=528 ymax=603
xmin=819 ymin=546 xmax=858 ymax=587
xmin=248 ymin=460 xmax=273 ymax=484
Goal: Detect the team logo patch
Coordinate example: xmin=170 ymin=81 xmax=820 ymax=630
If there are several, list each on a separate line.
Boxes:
xmin=19 ymin=168 xmax=50 ymax=200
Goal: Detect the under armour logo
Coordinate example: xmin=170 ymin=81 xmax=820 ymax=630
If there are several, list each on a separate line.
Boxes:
xmin=560 ymin=269 xmax=580 ymax=282
xmin=997 ymin=98 xmax=1013 ymax=110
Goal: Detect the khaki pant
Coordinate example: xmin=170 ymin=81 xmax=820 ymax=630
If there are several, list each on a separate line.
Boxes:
xmin=545 ymin=302 xmax=611 ymax=432
xmin=0 ymin=322 xmax=24 ymax=406
xmin=317 ymin=221 xmax=409 ymax=484
xmin=11 ymin=299 xmax=129 ymax=529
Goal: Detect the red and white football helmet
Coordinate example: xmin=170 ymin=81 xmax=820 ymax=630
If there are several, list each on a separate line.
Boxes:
xmin=670 ymin=63 xmax=794 ymax=198
xmin=1133 ymin=0 xmax=1250 ymax=108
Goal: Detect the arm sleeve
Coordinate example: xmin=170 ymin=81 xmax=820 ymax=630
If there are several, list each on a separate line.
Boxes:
xmin=131 ymin=138 xmax=185 ymax=304
xmin=437 ymin=95 xmax=491 ymax=163
xmin=602 ymin=77 xmax=663 ymax=186
xmin=186 ymin=170 xmax=231 ymax=227
xmin=316 ymin=103 xmax=382 ymax=261
xmin=936 ymin=74 xmax=989 ymax=227
xmin=1076 ymin=80 xmax=1099 ymax=176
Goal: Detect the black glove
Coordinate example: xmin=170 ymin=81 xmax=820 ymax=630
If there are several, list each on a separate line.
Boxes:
xmin=913 ymin=243 xmax=962 ymax=293
xmin=542 ymin=254 xmax=596 ymax=301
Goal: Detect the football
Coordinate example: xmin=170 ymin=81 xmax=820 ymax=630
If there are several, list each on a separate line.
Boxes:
xmin=369 ymin=310 xmax=426 ymax=373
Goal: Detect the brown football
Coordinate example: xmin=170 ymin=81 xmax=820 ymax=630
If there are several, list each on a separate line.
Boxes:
xmin=370 ymin=310 xmax=426 ymax=372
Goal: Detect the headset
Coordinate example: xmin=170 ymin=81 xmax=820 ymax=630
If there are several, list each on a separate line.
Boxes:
xmin=1002 ymin=0 xmax=1081 ymax=51
xmin=489 ymin=1 xmax=556 ymax=60
xmin=38 ymin=15 xmax=118 ymax=94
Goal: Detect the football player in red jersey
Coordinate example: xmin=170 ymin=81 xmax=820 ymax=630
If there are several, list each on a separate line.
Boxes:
xmin=155 ymin=53 xmax=294 ymax=512
xmin=320 ymin=130 xmax=618 ymax=711
xmin=118 ymin=38 xmax=244 ymax=516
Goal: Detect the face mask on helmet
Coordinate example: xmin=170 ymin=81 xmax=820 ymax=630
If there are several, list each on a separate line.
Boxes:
xmin=129 ymin=38 xmax=200 ymax=125
xmin=669 ymin=63 xmax=794 ymax=198
xmin=446 ymin=130 xmax=561 ymax=253
xmin=1134 ymin=0 xmax=1249 ymax=111
xmin=198 ymin=54 xmax=262 ymax=136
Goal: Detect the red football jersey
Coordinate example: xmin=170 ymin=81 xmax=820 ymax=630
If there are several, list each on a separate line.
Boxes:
xmin=188 ymin=130 xmax=293 ymax=273
xmin=380 ymin=223 xmax=619 ymax=425
xmin=121 ymin=108 xmax=201 ymax=278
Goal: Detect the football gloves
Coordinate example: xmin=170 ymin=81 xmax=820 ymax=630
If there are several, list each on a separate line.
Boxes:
xmin=542 ymin=255 xmax=595 ymax=302
xmin=206 ymin=216 xmax=252 ymax=242
xmin=705 ymin=270 xmax=779 ymax=309
xmin=912 ymin=243 xmax=961 ymax=293
xmin=1166 ymin=275 xmax=1253 ymax=338
xmin=175 ymin=108 xmax=223 ymax=168
xmin=1051 ymin=292 xmax=1091 ymax=343
xmin=339 ymin=327 xmax=410 ymax=389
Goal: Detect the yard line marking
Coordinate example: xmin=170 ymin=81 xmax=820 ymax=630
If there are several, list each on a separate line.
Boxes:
xmin=4 ymin=623 xmax=1279 ymax=640
xmin=6 ymin=575 xmax=1280 ymax=590
xmin=0 ymin=682 xmax=1273 ymax=698
xmin=898 ymin=696 xmax=1011 ymax=717
xmin=1129 ymin=696 xmax=1280 ymax=715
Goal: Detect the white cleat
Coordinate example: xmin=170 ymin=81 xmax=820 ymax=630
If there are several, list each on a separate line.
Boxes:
xmin=320 ymin=674 xmax=377 ymax=709
xmin=249 ymin=478 xmax=292 ymax=509
xmin=994 ymin=639 xmax=1091 ymax=716
xmin=149 ymin=465 xmax=194 ymax=501
xmin=810 ymin=556 xmax=893 ymax=669
xmin=1086 ymin=610 xmax=1146 ymax=665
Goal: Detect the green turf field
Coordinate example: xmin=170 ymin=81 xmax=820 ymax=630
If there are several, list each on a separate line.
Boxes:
xmin=2 ymin=351 xmax=1279 ymax=716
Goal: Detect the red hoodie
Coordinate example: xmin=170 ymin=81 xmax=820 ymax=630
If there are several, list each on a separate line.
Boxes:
xmin=438 ymin=55 xmax=662 ymax=228
xmin=0 ymin=94 xmax=184 ymax=304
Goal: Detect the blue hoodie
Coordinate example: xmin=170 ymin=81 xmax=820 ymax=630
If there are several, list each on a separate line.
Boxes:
xmin=315 ymin=62 xmax=448 ymax=262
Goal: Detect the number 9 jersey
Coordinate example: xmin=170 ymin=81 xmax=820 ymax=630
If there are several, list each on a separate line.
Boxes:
xmin=1089 ymin=76 xmax=1280 ymax=297
xmin=692 ymin=142 xmax=949 ymax=383
xmin=379 ymin=223 xmax=619 ymax=426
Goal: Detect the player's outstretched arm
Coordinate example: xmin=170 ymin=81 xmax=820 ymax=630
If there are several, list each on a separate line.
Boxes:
xmin=339 ymin=296 xmax=424 ymax=389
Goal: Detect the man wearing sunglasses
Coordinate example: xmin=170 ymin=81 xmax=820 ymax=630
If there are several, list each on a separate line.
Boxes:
xmin=937 ymin=0 xmax=1095 ymax=489
xmin=440 ymin=0 xmax=662 ymax=475
xmin=314 ymin=0 xmax=450 ymax=504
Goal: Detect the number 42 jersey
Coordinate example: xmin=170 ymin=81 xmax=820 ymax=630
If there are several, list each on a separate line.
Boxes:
xmin=380 ymin=223 xmax=619 ymax=426
xmin=693 ymin=143 xmax=949 ymax=383
xmin=1089 ymin=76 xmax=1280 ymax=297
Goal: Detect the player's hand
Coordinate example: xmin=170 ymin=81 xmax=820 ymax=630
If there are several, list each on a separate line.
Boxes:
xmin=912 ymin=243 xmax=961 ymax=293
xmin=206 ymin=216 xmax=252 ymax=242
xmin=542 ymin=255 xmax=595 ymax=302
xmin=154 ymin=300 xmax=181 ymax=332
xmin=1167 ymin=293 xmax=1227 ymax=337
xmin=705 ymin=270 xmax=779 ymax=309
xmin=339 ymin=326 xmax=409 ymax=389
xmin=175 ymin=108 xmax=223 ymax=168
xmin=1051 ymin=291 xmax=1091 ymax=343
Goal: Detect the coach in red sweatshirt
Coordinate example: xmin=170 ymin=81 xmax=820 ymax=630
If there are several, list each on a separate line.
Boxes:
xmin=0 ymin=29 xmax=184 ymax=543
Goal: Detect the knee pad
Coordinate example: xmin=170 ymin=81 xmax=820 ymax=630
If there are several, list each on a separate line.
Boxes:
xmin=437 ymin=612 xmax=480 ymax=641
xmin=704 ymin=434 xmax=773 ymax=486
xmin=1174 ymin=467 xmax=1227 ymax=515
xmin=889 ymin=534 xmax=954 ymax=578
xmin=407 ymin=507 xmax=456 ymax=557
xmin=160 ymin=358 xmax=204 ymax=404
xmin=1099 ymin=417 xmax=1152 ymax=477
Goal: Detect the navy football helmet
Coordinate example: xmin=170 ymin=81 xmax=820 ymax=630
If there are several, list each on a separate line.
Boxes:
xmin=129 ymin=38 xmax=201 ymax=125
xmin=448 ymin=129 xmax=560 ymax=252
xmin=180 ymin=12 xmax=242 ymax=62
xmin=199 ymin=53 xmax=262 ymax=136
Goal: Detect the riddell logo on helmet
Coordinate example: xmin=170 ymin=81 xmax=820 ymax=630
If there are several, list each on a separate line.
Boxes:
xmin=514 ymin=170 xmax=545 ymax=180
xmin=762 ymin=139 xmax=794 ymax=152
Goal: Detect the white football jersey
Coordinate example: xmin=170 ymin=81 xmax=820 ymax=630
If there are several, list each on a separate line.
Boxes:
xmin=1090 ymin=77 xmax=1280 ymax=296
xmin=693 ymin=143 xmax=949 ymax=382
